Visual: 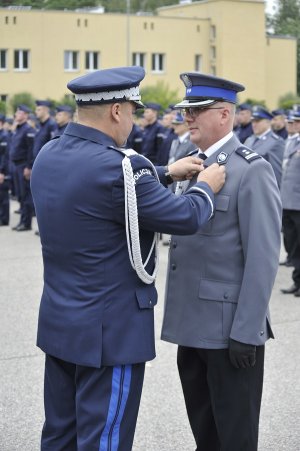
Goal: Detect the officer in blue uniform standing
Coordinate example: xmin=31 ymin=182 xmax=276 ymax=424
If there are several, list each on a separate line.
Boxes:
xmin=31 ymin=66 xmax=226 ymax=451
xmin=54 ymin=104 xmax=74 ymax=137
xmin=0 ymin=114 xmax=10 ymax=226
xmin=235 ymin=103 xmax=253 ymax=143
xmin=33 ymin=100 xmax=58 ymax=158
xmin=10 ymin=105 xmax=36 ymax=231
xmin=141 ymin=102 xmax=167 ymax=165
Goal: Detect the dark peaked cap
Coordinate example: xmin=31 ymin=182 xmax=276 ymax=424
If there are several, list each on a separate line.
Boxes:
xmin=175 ymin=73 xmax=245 ymax=109
xmin=67 ymin=66 xmax=145 ymax=109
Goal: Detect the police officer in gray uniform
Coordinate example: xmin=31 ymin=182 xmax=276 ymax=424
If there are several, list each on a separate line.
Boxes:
xmin=280 ymin=110 xmax=300 ymax=295
xmin=244 ymin=106 xmax=285 ymax=187
xmin=161 ymin=73 xmax=282 ymax=451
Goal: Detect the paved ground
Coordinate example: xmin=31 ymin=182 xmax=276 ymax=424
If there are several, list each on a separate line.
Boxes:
xmin=0 ymin=201 xmax=299 ymax=450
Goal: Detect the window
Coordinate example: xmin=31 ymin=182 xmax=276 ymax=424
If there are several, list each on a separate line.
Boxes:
xmin=210 ymin=46 xmax=216 ymax=60
xmin=14 ymin=50 xmax=29 ymax=70
xmin=64 ymin=51 xmax=79 ymax=71
xmin=151 ymin=53 xmax=164 ymax=72
xmin=85 ymin=51 xmax=99 ymax=71
xmin=0 ymin=94 xmax=8 ymax=102
xmin=0 ymin=50 xmax=7 ymax=70
xmin=132 ymin=52 xmax=145 ymax=68
xmin=211 ymin=65 xmax=216 ymax=76
xmin=195 ymin=54 xmax=202 ymax=72
xmin=210 ymin=25 xmax=216 ymax=39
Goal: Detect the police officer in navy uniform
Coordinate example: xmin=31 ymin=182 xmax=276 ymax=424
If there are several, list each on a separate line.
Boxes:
xmin=0 ymin=114 xmax=10 ymax=225
xmin=235 ymin=102 xmax=253 ymax=143
xmin=244 ymin=106 xmax=285 ymax=187
xmin=271 ymin=108 xmax=288 ymax=140
xmin=141 ymin=102 xmax=167 ymax=165
xmin=161 ymin=73 xmax=282 ymax=451
xmin=125 ymin=121 xmax=144 ymax=154
xmin=31 ymin=66 xmax=226 ymax=451
xmin=10 ymin=105 xmax=36 ymax=231
xmin=33 ymin=100 xmax=58 ymax=158
xmin=54 ymin=104 xmax=74 ymax=136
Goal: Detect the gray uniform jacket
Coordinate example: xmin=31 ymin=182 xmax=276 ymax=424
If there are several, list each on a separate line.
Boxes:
xmin=281 ymin=135 xmax=300 ymax=211
xmin=161 ymin=135 xmax=282 ymax=349
xmin=168 ymin=134 xmax=197 ymax=164
xmin=244 ymin=130 xmax=284 ymax=187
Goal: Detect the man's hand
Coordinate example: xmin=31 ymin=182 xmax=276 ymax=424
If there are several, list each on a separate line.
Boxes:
xmin=197 ymin=163 xmax=226 ymax=193
xmin=229 ymin=338 xmax=256 ymax=369
xmin=0 ymin=173 xmax=4 ymax=184
xmin=167 ymin=156 xmax=204 ymax=181
xmin=23 ymin=167 xmax=31 ymax=181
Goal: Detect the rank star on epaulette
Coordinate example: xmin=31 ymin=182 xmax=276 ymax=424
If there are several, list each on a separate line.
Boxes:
xmin=217 ymin=151 xmax=228 ymax=164
xmin=236 ymin=147 xmax=261 ymax=163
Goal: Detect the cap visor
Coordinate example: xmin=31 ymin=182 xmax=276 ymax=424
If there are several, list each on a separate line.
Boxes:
xmin=174 ymin=99 xmax=217 ymax=109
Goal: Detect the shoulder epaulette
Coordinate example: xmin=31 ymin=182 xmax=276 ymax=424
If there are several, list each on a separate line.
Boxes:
xmin=108 ymin=146 xmax=138 ymax=157
xmin=271 ymin=132 xmax=281 ymax=140
xmin=235 ymin=147 xmax=261 ymax=163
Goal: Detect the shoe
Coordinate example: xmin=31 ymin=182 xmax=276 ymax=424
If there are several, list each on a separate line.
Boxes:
xmin=12 ymin=223 xmax=22 ymax=230
xmin=0 ymin=220 xmax=8 ymax=226
xmin=294 ymin=289 xmax=300 ymax=297
xmin=280 ymin=284 xmax=299 ymax=294
xmin=35 ymin=230 xmax=40 ymax=236
xmin=14 ymin=209 xmax=21 ymax=214
xmin=14 ymin=224 xmax=32 ymax=232
xmin=279 ymin=259 xmax=293 ymax=267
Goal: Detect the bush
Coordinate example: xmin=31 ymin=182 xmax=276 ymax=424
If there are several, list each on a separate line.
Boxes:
xmin=9 ymin=92 xmax=35 ymax=114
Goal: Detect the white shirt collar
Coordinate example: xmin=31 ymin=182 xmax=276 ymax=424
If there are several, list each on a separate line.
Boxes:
xmin=198 ymin=131 xmax=233 ymax=158
xmin=178 ymin=131 xmax=190 ymax=144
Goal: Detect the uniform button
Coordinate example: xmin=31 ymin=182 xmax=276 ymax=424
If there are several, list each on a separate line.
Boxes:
xmin=223 ymin=292 xmax=229 ymax=299
xmin=149 ymin=300 xmax=152 ymax=306
xmin=172 ymin=242 xmax=177 ymax=249
xmin=260 ymin=331 xmax=264 ymax=336
xmin=171 ymin=263 xmax=176 ymax=270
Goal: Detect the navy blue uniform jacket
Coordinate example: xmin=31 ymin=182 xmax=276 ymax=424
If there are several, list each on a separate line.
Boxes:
xmin=31 ymin=122 xmax=214 ymax=368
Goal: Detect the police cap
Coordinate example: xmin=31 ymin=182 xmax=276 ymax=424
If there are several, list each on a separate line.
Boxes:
xmin=238 ymin=103 xmax=252 ymax=111
xmin=271 ymin=108 xmax=286 ymax=117
xmin=17 ymin=104 xmax=32 ymax=114
xmin=67 ymin=66 xmax=145 ymax=109
xmin=172 ymin=112 xmax=185 ymax=124
xmin=56 ymin=104 xmax=74 ymax=113
xmin=36 ymin=100 xmax=52 ymax=107
xmin=251 ymin=106 xmax=273 ymax=120
xmin=175 ymin=72 xmax=245 ymax=109
xmin=145 ymin=102 xmax=161 ymax=111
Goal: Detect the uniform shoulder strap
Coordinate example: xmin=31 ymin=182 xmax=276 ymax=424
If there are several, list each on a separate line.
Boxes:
xmin=235 ymin=146 xmax=261 ymax=163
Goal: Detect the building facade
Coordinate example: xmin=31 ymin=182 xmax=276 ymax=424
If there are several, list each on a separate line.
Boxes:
xmin=0 ymin=0 xmax=297 ymax=111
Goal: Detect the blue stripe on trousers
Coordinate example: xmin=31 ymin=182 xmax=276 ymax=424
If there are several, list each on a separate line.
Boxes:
xmin=99 ymin=365 xmax=132 ymax=451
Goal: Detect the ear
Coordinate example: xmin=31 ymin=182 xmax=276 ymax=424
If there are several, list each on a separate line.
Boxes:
xmin=111 ymin=103 xmax=121 ymax=123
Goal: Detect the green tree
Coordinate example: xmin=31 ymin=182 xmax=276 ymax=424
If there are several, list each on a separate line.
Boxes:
xmin=9 ymin=92 xmax=35 ymax=114
xmin=140 ymin=80 xmax=179 ymax=111
xmin=267 ymin=0 xmax=300 ymax=94
xmin=0 ymin=101 xmax=7 ymax=115
xmin=278 ymin=91 xmax=300 ymax=110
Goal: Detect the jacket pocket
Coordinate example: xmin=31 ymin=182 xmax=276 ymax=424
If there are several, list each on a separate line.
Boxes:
xmin=198 ymin=194 xmax=230 ymax=235
xmin=198 ymin=278 xmax=240 ymax=303
xmin=136 ymin=285 xmax=158 ymax=309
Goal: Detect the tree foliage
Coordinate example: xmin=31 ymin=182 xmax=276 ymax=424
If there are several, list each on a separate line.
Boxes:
xmin=9 ymin=92 xmax=35 ymax=113
xmin=0 ymin=0 xmax=177 ymax=12
xmin=267 ymin=0 xmax=300 ymax=94
xmin=140 ymin=80 xmax=180 ymax=111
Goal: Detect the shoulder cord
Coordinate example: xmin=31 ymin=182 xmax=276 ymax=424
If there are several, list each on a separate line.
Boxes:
xmin=122 ymin=155 xmax=160 ymax=284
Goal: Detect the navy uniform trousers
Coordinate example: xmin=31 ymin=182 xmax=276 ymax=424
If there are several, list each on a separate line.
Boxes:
xmin=42 ymin=355 xmax=145 ymax=451
xmin=177 ymin=345 xmax=265 ymax=451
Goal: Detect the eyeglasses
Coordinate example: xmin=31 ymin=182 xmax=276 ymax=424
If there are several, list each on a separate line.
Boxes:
xmin=183 ymin=107 xmax=224 ymax=118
